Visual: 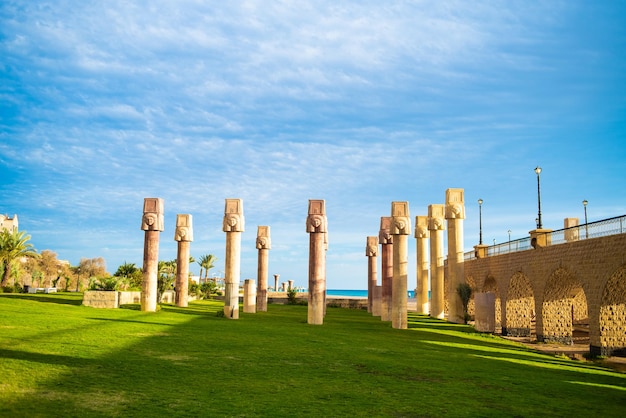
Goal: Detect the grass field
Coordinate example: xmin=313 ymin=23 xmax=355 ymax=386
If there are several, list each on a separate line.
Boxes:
xmin=1 ymin=293 xmax=625 ymax=417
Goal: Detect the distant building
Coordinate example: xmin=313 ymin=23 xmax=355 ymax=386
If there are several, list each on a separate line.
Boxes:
xmin=0 ymin=214 xmax=18 ymax=232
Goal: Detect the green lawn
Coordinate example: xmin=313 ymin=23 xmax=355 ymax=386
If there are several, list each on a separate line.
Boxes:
xmin=1 ymin=293 xmax=625 ymax=417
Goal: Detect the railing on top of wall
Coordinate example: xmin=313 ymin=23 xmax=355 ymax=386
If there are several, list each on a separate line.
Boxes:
xmin=463 ymin=214 xmax=626 ymax=261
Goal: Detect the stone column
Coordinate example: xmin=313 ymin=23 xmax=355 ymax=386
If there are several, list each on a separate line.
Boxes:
xmin=414 ymin=215 xmax=429 ymax=314
xmin=244 ymin=279 xmax=256 ymax=313
xmin=223 ymin=198 xmax=244 ymax=319
xmin=428 ymin=204 xmax=446 ymax=319
xmin=391 ymin=201 xmax=411 ymax=329
xmin=256 ymin=226 xmax=271 ymax=312
xmin=288 ymin=280 xmax=294 ymax=290
xmin=174 ymin=214 xmax=193 ymax=308
xmin=372 ymin=285 xmax=382 ymax=317
xmin=140 ymin=198 xmax=164 ymax=312
xmin=365 ymin=236 xmax=378 ymax=314
xmin=273 ymin=274 xmax=279 ymax=292
xmin=445 ymin=188 xmax=466 ymax=324
xmin=307 ymin=199 xmax=327 ymax=325
xmin=379 ymin=217 xmax=393 ymax=322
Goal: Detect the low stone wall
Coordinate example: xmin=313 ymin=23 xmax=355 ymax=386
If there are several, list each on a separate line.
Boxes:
xmin=83 ymin=290 xmax=119 ymax=308
xmin=118 ymin=291 xmax=141 ymax=305
xmin=267 ymin=293 xmax=368 ymax=310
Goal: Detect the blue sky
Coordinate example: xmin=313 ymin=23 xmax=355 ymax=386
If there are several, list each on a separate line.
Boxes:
xmin=1 ymin=1 xmax=625 ymax=290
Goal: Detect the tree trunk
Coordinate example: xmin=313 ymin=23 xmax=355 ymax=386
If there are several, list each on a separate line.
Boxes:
xmin=1 ymin=263 xmax=11 ymax=287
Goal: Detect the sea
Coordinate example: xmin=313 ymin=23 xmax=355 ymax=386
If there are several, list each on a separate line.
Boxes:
xmin=326 ymin=289 xmax=415 ymax=298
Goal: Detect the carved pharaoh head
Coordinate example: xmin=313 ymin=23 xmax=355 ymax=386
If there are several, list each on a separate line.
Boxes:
xmin=391 ymin=201 xmax=411 ymax=235
xmin=378 ymin=216 xmax=393 ymax=244
xmin=428 ymin=204 xmax=446 ymax=231
xmin=445 ymin=188 xmax=465 ymax=219
xmin=366 ymin=236 xmax=378 ymax=257
xmin=306 ymin=200 xmax=327 ymax=233
xmin=174 ymin=214 xmax=193 ymax=242
xmin=223 ymin=198 xmax=244 ymax=232
xmin=141 ymin=198 xmax=164 ymax=231
xmin=256 ymin=225 xmax=271 ymax=249
xmin=414 ymin=216 xmax=430 ymax=238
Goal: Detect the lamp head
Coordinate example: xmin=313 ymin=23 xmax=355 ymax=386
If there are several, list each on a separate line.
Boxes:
xmin=534 ymin=166 xmax=542 ymax=175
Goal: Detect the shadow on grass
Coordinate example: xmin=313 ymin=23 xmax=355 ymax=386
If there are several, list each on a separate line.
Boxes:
xmin=0 ymin=293 xmax=83 ymax=306
xmin=0 ymin=348 xmax=91 ymax=367
xmin=2 ymin=296 xmax=625 ymax=417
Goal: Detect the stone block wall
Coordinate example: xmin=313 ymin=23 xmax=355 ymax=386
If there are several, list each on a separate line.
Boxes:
xmin=463 ymin=233 xmax=626 ymax=356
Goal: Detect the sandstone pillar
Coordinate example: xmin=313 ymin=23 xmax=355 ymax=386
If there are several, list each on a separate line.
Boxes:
xmin=445 ymin=188 xmax=466 ymax=324
xmin=414 ymin=215 xmax=429 ymax=314
xmin=379 ymin=217 xmax=393 ymax=322
xmin=140 ymin=198 xmax=164 ymax=312
xmin=307 ymin=199 xmax=327 ymax=325
xmin=391 ymin=202 xmax=410 ymax=329
xmin=288 ymin=280 xmax=294 ymax=290
xmin=372 ymin=285 xmax=382 ymax=317
xmin=174 ymin=214 xmax=193 ymax=308
xmin=223 ymin=198 xmax=244 ymax=319
xmin=428 ymin=204 xmax=446 ymax=319
xmin=365 ymin=236 xmax=378 ymax=314
xmin=256 ymin=226 xmax=271 ymax=311
xmin=244 ymin=279 xmax=256 ymax=313
xmin=564 ymin=218 xmax=579 ymax=242
xmin=273 ymin=274 xmax=279 ymax=292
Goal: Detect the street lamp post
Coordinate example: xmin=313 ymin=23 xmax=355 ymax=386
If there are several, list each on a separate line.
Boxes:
xmin=478 ymin=198 xmax=483 ymax=245
xmin=508 ymin=229 xmax=511 ymax=252
xmin=583 ymin=199 xmax=588 ymax=239
xmin=534 ymin=166 xmax=543 ymax=229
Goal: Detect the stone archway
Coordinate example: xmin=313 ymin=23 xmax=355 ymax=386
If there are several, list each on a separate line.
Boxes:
xmin=505 ymin=272 xmax=535 ymax=337
xmin=541 ymin=267 xmax=587 ymax=344
xmin=483 ymin=276 xmax=501 ymax=331
xmin=597 ymin=265 xmax=626 ymax=357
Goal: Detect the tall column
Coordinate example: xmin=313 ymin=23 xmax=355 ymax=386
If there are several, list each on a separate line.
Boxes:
xmin=244 ymin=279 xmax=256 ymax=313
xmin=414 ymin=215 xmax=430 ymax=314
xmin=223 ymin=198 xmax=244 ymax=319
xmin=273 ymin=274 xmax=279 ymax=292
xmin=140 ymin=198 xmax=164 ymax=312
xmin=307 ymin=199 xmax=327 ymax=325
xmin=174 ymin=214 xmax=193 ymax=308
xmin=256 ymin=226 xmax=271 ymax=312
xmin=365 ymin=236 xmax=378 ymax=314
xmin=391 ymin=201 xmax=411 ymax=329
xmin=379 ymin=217 xmax=393 ymax=322
xmin=428 ymin=204 xmax=446 ymax=319
xmin=445 ymin=188 xmax=466 ymax=324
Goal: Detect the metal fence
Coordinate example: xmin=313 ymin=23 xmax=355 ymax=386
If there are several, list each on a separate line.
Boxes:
xmin=463 ymin=214 xmax=626 ymax=260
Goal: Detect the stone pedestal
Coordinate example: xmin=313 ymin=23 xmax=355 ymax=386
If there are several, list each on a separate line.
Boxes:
xmin=141 ymin=198 xmax=164 ymax=312
xmin=174 ymin=214 xmax=193 ymax=308
xmin=564 ymin=218 xmax=579 ymax=242
xmin=244 ymin=279 xmax=256 ymax=313
xmin=365 ymin=236 xmax=378 ymax=314
xmin=379 ymin=217 xmax=393 ymax=322
xmin=474 ymin=244 xmax=489 ymax=259
xmin=256 ymin=226 xmax=271 ymax=312
xmin=428 ymin=204 xmax=446 ymax=319
xmin=446 ymin=188 xmax=466 ymax=324
xmin=307 ymin=199 xmax=327 ymax=325
xmin=474 ymin=292 xmax=496 ymax=332
xmin=223 ymin=199 xmax=244 ymax=319
xmin=530 ymin=228 xmax=553 ymax=248
xmin=391 ymin=202 xmax=410 ymax=329
xmin=414 ymin=215 xmax=429 ymax=314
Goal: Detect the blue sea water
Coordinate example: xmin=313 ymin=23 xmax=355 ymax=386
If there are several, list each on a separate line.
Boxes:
xmin=327 ymin=289 xmax=415 ymax=298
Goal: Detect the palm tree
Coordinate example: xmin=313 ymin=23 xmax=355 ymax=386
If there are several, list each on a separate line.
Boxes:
xmin=0 ymin=229 xmax=39 ymax=287
xmin=197 ymin=254 xmax=217 ymax=283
